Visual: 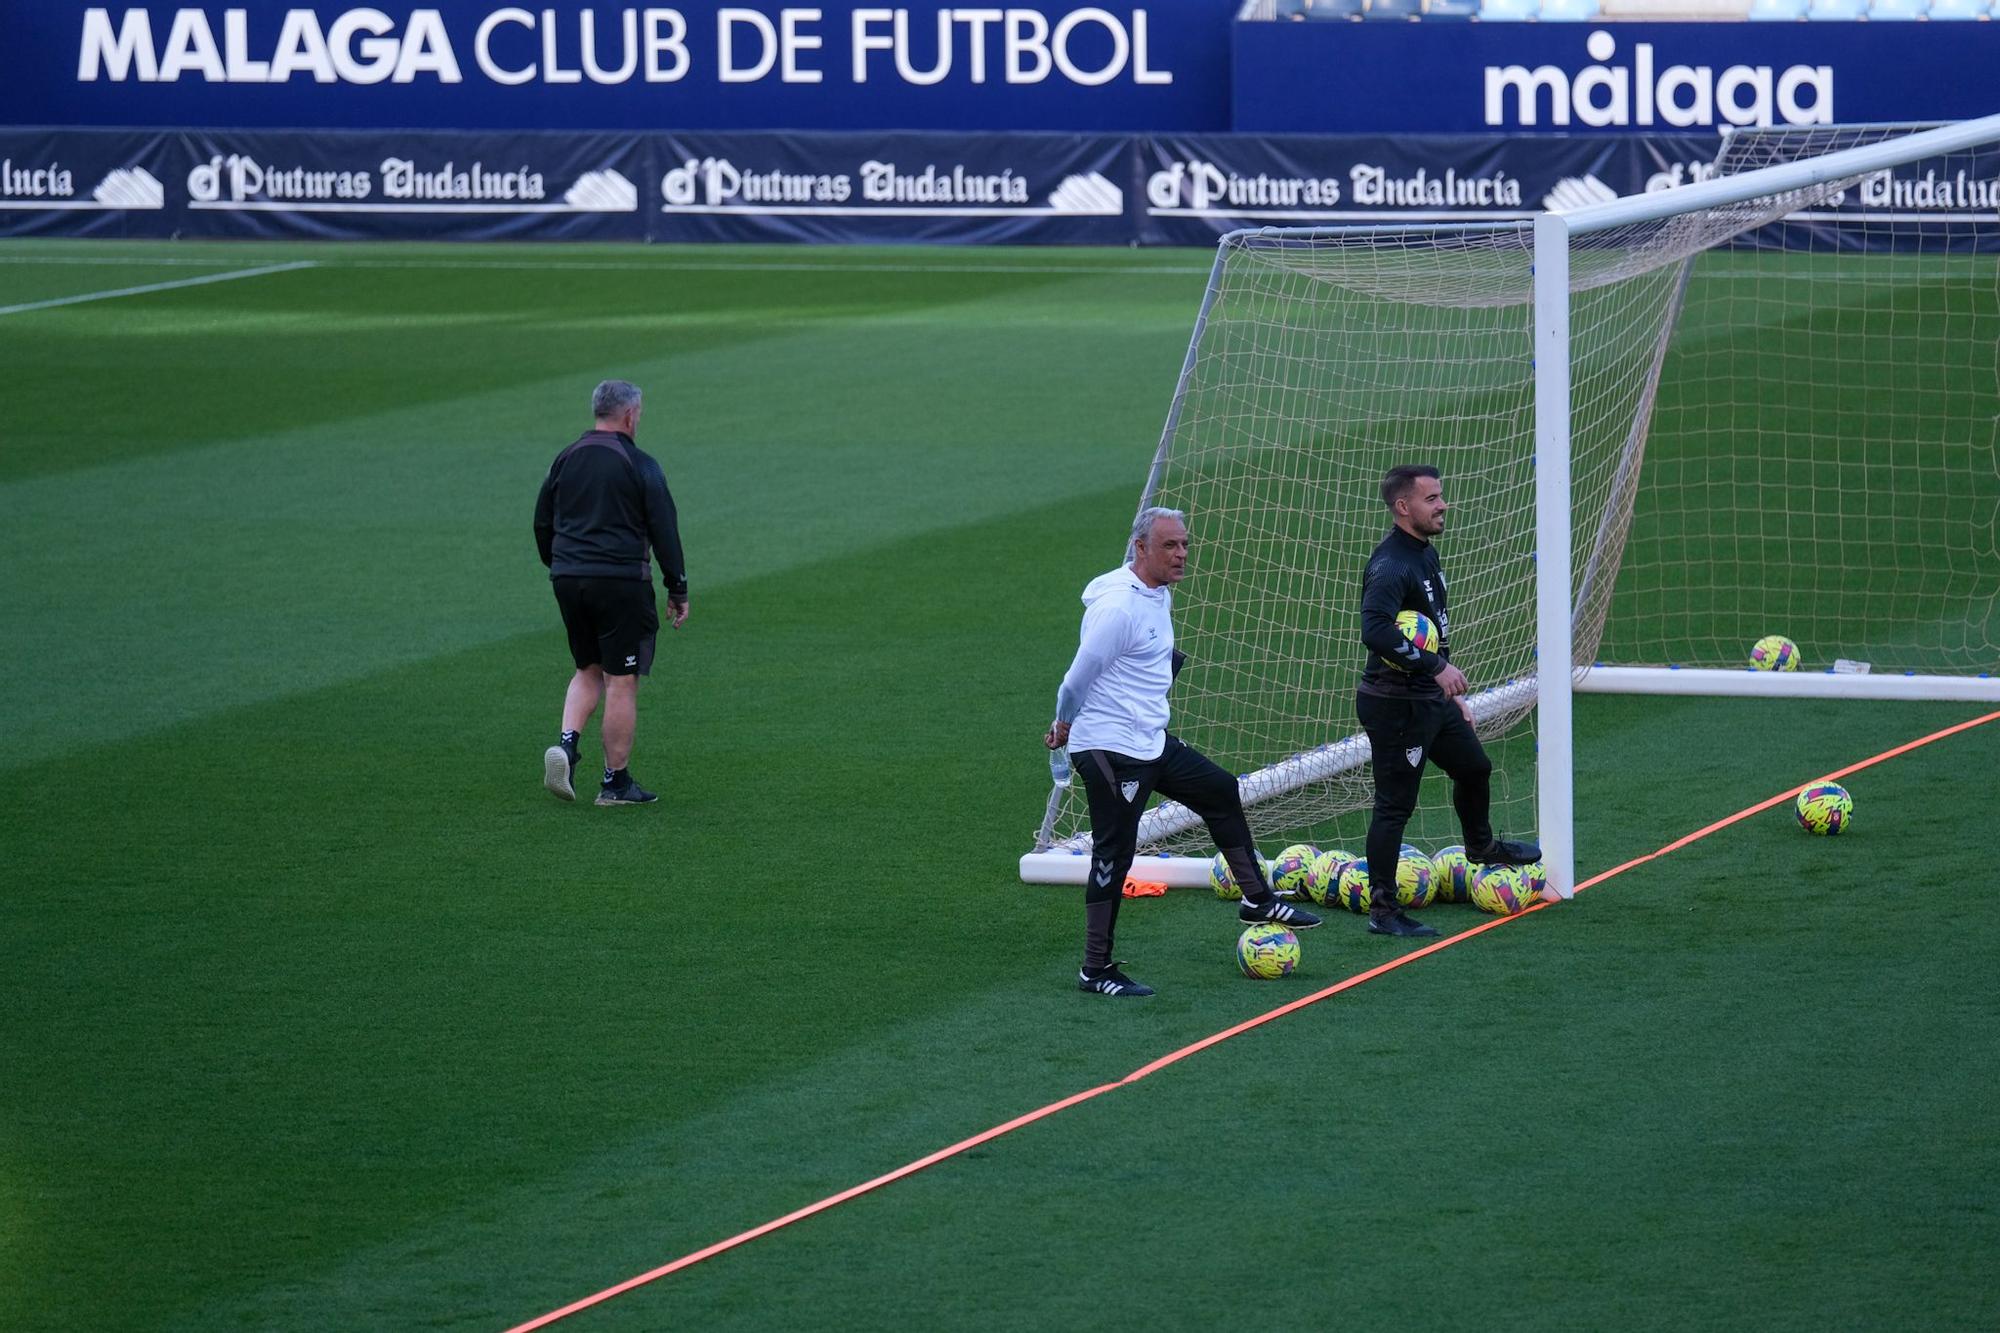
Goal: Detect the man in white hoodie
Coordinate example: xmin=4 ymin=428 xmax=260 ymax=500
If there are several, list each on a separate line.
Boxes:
xmin=1045 ymin=507 xmax=1321 ymax=997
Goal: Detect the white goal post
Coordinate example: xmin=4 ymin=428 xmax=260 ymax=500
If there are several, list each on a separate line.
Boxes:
xmin=1024 ymin=114 xmax=2000 ymax=892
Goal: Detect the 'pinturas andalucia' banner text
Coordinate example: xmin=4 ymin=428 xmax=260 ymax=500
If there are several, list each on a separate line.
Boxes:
xmin=0 ymin=3 xmax=1227 ymax=132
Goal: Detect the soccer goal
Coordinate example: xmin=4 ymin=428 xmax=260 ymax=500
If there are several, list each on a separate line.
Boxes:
xmin=1023 ymin=113 xmax=2000 ymax=895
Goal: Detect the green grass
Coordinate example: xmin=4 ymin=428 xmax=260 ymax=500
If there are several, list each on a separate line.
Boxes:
xmin=1 ymin=241 xmax=1997 ymax=1332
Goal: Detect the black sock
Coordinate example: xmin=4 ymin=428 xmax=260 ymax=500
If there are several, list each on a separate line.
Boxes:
xmin=604 ymin=766 xmax=626 ymax=787
xmin=560 ymin=729 xmax=581 ymax=752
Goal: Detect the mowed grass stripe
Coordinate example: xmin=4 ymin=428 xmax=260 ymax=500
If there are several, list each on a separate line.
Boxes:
xmin=0 ymin=249 xmax=1185 ymax=480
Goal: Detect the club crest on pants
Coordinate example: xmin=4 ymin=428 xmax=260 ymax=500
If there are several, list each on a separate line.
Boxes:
xmin=1406 ymin=746 xmax=1424 ymax=767
xmin=1120 ymin=780 xmax=1140 ymax=802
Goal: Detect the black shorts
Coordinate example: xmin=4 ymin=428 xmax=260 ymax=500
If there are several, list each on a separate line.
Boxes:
xmin=552 ymin=576 xmax=657 ymax=676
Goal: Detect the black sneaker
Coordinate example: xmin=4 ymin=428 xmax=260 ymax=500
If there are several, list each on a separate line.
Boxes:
xmin=1078 ymin=963 xmax=1155 ymax=997
xmin=543 ymin=744 xmax=579 ymax=802
xmin=1467 ymin=837 xmax=1542 ymax=867
xmin=595 ymin=777 xmax=659 ymax=807
xmin=1368 ymin=909 xmax=1441 ymax=938
xmin=1238 ymin=897 xmax=1322 ymax=930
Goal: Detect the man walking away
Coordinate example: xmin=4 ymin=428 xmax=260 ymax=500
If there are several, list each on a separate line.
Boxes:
xmin=533 ymin=379 xmax=690 ymax=807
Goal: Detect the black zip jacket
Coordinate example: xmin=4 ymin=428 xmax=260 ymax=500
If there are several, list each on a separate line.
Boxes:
xmin=1357 ymin=525 xmax=1451 ymax=699
xmin=533 ymin=430 xmax=688 ymax=597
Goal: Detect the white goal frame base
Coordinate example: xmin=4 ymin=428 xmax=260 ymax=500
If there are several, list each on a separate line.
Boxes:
xmin=1579 ymin=666 xmax=2000 ymax=702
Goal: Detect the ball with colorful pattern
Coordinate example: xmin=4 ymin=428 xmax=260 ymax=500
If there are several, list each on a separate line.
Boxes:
xmin=1384 ymin=611 xmax=1441 ymax=673
xmin=1304 ymin=850 xmax=1347 ymax=906
xmin=1335 ymin=859 xmax=1374 ymax=914
xmin=1237 ymin=923 xmax=1301 ymax=980
xmin=1209 ymin=851 xmax=1275 ymax=900
xmin=1430 ymin=845 xmax=1472 ymax=902
xmin=1795 ymin=782 xmax=1852 ymax=836
xmin=1395 ymin=609 xmax=1441 ymax=657
xmin=1750 ymin=635 xmax=1800 ymax=671
xmin=1271 ymin=844 xmax=1320 ymax=899
xmin=1395 ymin=850 xmax=1437 ymax=909
xmin=1469 ymin=864 xmax=1535 ymax=915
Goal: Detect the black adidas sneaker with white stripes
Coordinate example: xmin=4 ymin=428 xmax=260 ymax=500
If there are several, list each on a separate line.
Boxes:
xmin=1238 ymin=896 xmax=1322 ymax=930
xmin=1078 ymin=963 xmax=1155 ymax=997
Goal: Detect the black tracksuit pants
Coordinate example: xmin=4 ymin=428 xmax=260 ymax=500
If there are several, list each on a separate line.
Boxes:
xmin=1356 ymin=691 xmax=1494 ymax=910
xmin=1072 ymin=734 xmax=1268 ymax=969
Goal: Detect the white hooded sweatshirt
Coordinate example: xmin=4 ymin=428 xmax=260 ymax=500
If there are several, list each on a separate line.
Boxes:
xmin=1056 ymin=564 xmax=1175 ymax=761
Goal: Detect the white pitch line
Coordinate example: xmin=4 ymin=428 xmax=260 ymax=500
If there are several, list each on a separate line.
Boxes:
xmin=0 ymin=259 xmax=318 ymax=316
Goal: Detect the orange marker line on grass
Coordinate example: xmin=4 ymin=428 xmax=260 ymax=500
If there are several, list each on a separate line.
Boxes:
xmin=505 ymin=708 xmax=2000 ymax=1332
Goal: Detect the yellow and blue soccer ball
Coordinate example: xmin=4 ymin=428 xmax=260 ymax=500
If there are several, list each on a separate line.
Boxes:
xmin=1386 ymin=611 xmax=1440 ymax=671
xmin=1469 ymin=864 xmax=1535 ymax=915
xmin=1271 ymin=844 xmax=1319 ymax=899
xmin=1750 ymin=635 xmax=1800 ymax=671
xmin=1395 ymin=610 xmax=1440 ymax=655
xmin=1304 ymin=850 xmax=1349 ymax=906
xmin=1209 ymin=851 xmax=1275 ymax=900
xmin=1335 ymin=859 xmax=1373 ymax=914
xmin=1430 ymin=845 xmax=1472 ymax=902
xmin=1795 ymin=782 xmax=1853 ymax=835
xmin=1237 ymin=923 xmax=1301 ymax=979
xmin=1395 ymin=850 xmax=1437 ymax=908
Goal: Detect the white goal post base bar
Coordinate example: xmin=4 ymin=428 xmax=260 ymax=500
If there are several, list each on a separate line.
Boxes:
xmin=1578 ymin=666 xmax=2000 ymax=701
xmin=1018 ymin=850 xmax=1225 ymax=889
xmin=1021 ymin=667 xmax=1995 ymax=886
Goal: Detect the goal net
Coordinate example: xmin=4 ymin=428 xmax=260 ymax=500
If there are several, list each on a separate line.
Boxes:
xmin=1025 ymin=114 xmax=2000 ymax=889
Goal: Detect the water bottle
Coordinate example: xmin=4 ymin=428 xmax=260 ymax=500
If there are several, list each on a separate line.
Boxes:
xmin=1049 ymin=746 xmax=1072 ymax=788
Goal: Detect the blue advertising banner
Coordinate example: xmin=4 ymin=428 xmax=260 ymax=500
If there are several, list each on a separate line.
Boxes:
xmin=4 ymin=127 xmax=1996 ymax=249
xmin=1138 ymin=132 xmax=1673 ymax=244
xmin=0 ymin=2 xmax=1227 ymax=132
xmin=0 ymin=129 xmax=176 ymax=238
xmin=652 ymin=131 xmax=1130 ymax=243
xmin=1233 ymin=23 xmax=2000 ymax=135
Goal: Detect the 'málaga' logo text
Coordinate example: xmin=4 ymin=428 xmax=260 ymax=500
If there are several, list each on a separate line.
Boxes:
xmin=1486 ymin=30 xmax=1832 ymax=129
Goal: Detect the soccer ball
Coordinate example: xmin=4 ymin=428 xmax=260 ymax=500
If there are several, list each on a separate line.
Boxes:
xmin=1271 ymin=844 xmax=1320 ymax=899
xmin=1795 ymin=782 xmax=1853 ymax=835
xmin=1750 ymin=635 xmax=1800 ymax=671
xmin=1386 ymin=610 xmax=1440 ymax=670
xmin=1335 ymin=859 xmax=1373 ymax=914
xmin=1209 ymin=851 xmax=1275 ymax=900
xmin=1304 ymin=850 xmax=1349 ymax=906
xmin=1469 ymin=864 xmax=1535 ymax=915
xmin=1237 ymin=923 xmax=1301 ymax=979
xmin=1395 ymin=850 xmax=1437 ymax=908
xmin=1430 ymin=845 xmax=1472 ymax=903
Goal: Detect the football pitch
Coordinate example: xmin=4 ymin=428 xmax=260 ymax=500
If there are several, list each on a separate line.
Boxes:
xmin=2 ymin=238 xmax=1997 ymax=1331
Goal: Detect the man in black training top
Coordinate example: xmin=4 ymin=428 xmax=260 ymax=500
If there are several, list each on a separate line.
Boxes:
xmin=1357 ymin=465 xmax=1538 ymax=937
xmin=534 ymin=379 xmax=689 ymax=807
